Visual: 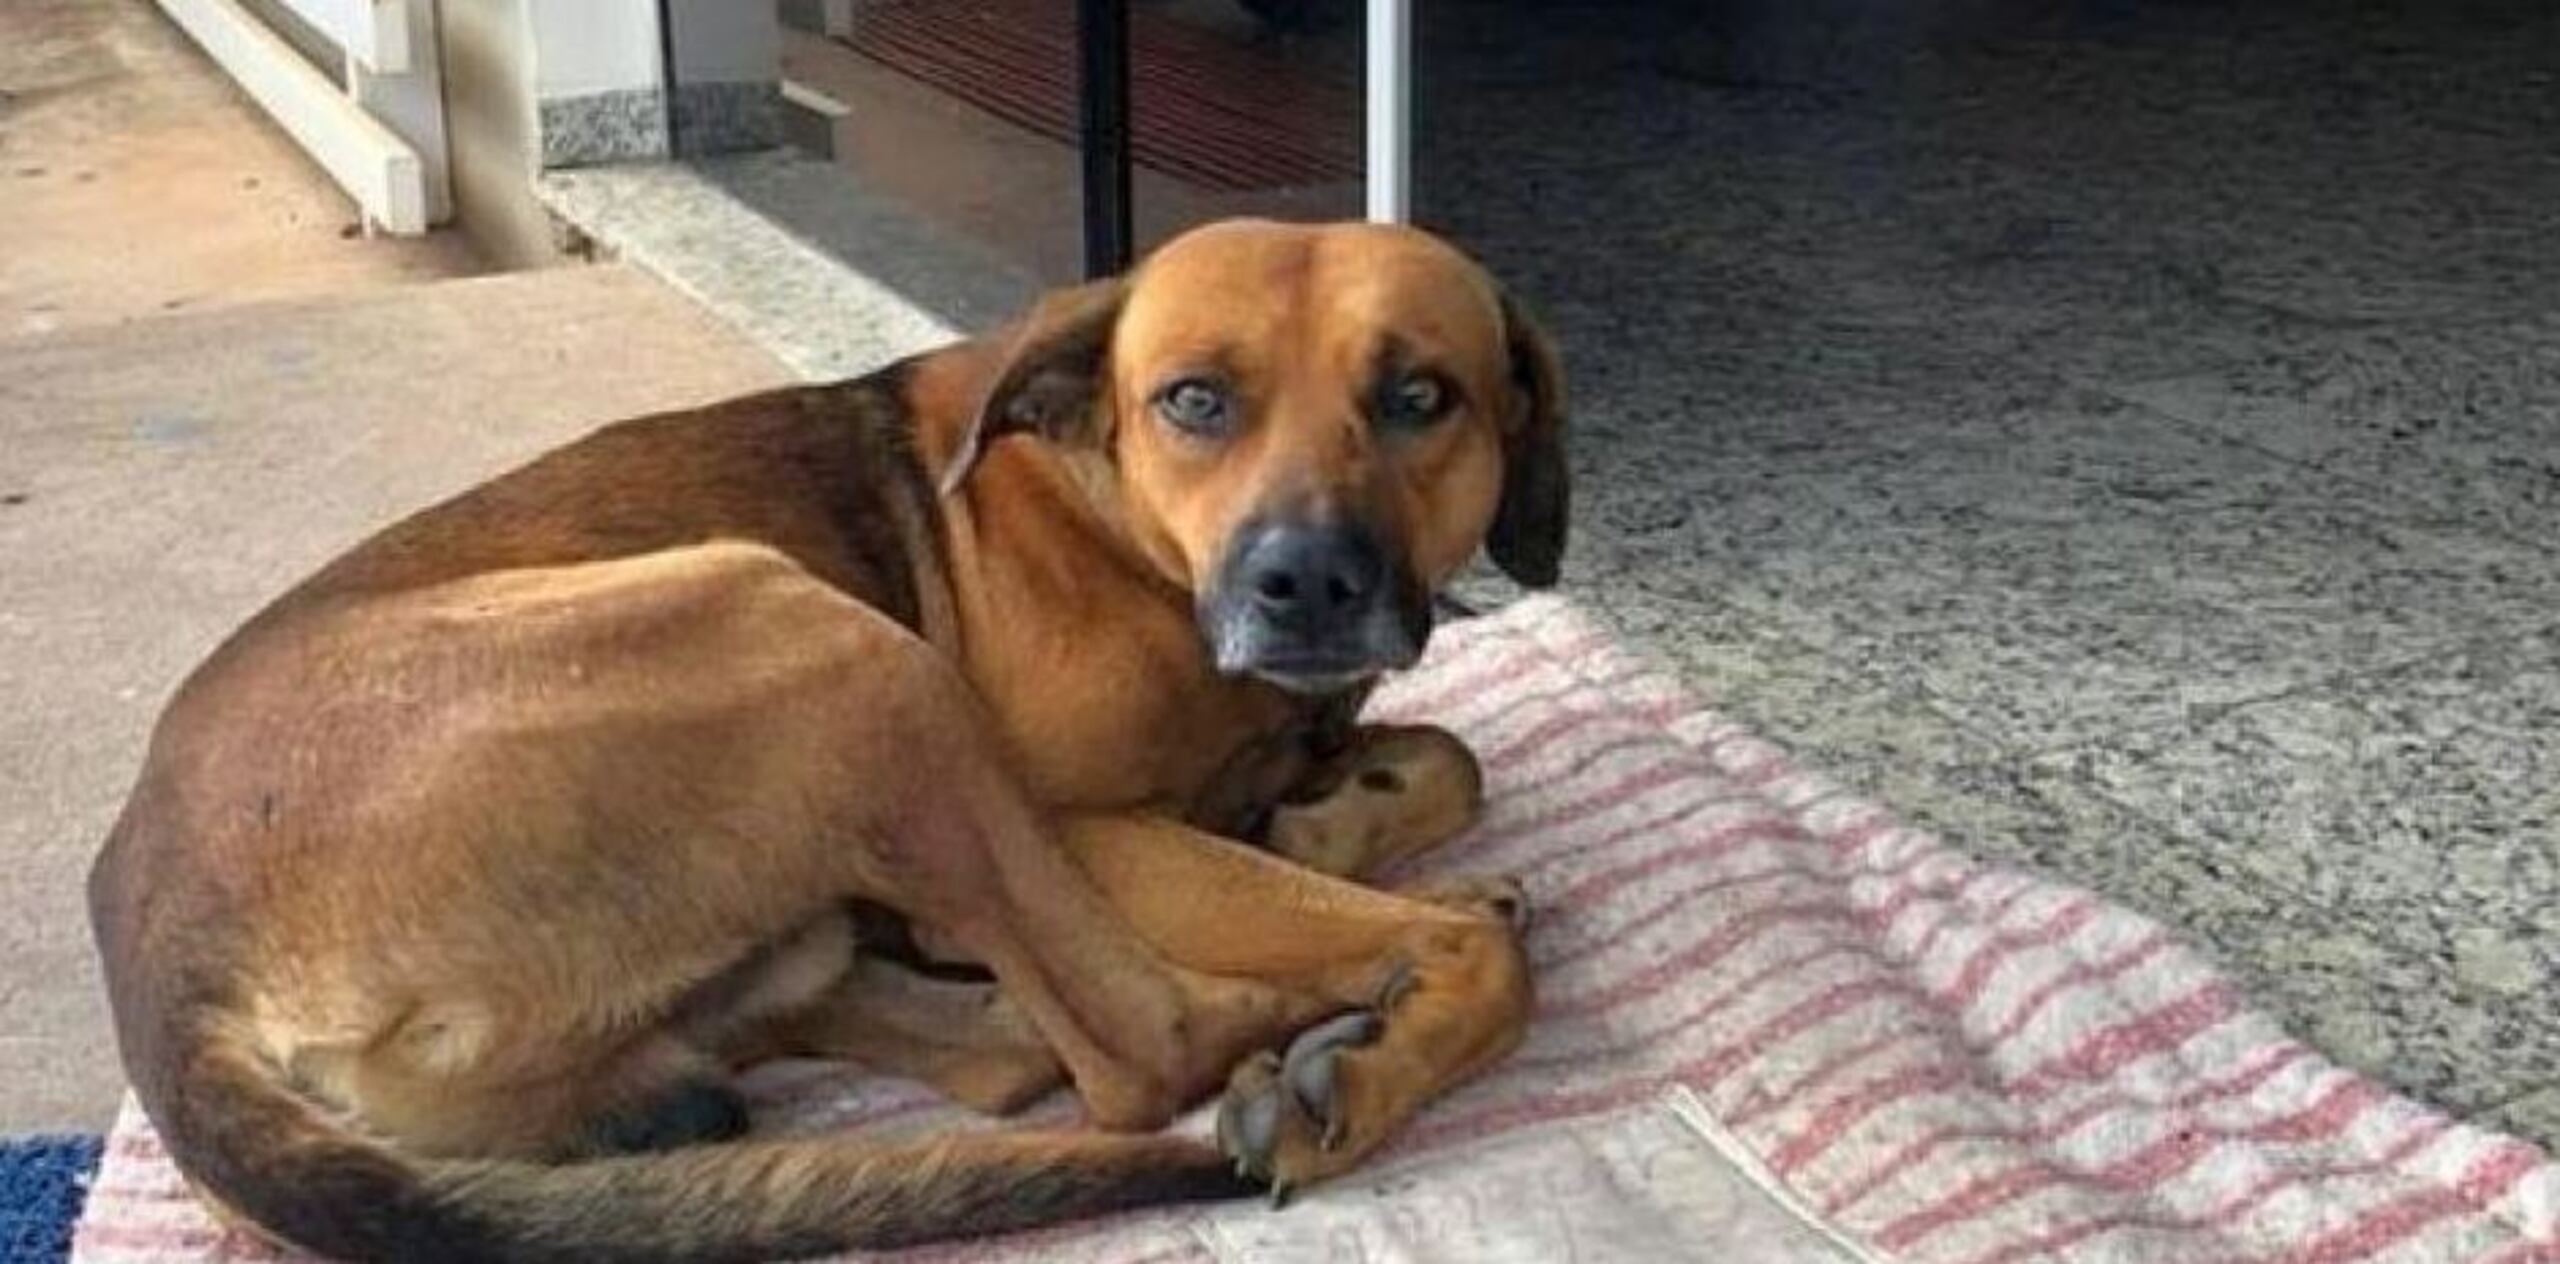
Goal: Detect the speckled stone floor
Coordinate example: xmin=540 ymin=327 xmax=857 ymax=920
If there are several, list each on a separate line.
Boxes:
xmin=1414 ymin=0 xmax=2560 ymax=1143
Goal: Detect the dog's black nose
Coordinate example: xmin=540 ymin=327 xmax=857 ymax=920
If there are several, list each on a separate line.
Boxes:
xmin=1236 ymin=523 xmax=1386 ymax=629
xmin=1204 ymin=519 xmax=1425 ymax=688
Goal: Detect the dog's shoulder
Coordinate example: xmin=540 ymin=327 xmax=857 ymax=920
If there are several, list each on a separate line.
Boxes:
xmin=291 ymin=364 xmax=946 ymax=620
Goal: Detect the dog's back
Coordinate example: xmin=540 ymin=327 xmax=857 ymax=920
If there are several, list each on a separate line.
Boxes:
xmin=85 ymin=364 xmax=1253 ymax=1263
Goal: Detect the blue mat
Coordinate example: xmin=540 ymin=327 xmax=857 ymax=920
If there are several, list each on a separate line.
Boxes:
xmin=1 ymin=1135 xmax=103 ymax=1264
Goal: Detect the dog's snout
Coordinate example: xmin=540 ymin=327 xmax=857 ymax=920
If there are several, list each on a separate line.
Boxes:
xmin=1203 ymin=514 xmax=1433 ymax=690
xmin=1204 ymin=519 xmax=1425 ymax=692
xmin=1239 ymin=525 xmax=1384 ymax=627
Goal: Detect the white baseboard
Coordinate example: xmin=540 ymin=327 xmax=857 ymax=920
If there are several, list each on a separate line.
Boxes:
xmin=154 ymin=0 xmax=434 ymax=233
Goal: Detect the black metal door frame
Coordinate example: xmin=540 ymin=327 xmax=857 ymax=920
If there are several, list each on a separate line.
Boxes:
xmin=1076 ymin=0 xmax=1135 ymax=277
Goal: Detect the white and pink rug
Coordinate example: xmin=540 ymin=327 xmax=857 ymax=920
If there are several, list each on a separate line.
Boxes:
xmin=73 ymin=596 xmax=2560 ymax=1262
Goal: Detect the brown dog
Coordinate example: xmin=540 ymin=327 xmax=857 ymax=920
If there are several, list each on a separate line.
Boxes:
xmin=86 ymin=218 xmax=1568 ymax=1262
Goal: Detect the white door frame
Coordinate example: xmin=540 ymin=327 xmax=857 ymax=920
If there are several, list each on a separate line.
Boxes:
xmin=154 ymin=0 xmax=450 ymax=234
xmin=1364 ymin=0 xmax=1411 ymax=222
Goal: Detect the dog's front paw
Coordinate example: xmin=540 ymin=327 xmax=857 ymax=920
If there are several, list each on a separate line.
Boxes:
xmin=1215 ymin=1011 xmax=1386 ymax=1204
xmin=1212 ymin=964 xmax=1418 ymax=1204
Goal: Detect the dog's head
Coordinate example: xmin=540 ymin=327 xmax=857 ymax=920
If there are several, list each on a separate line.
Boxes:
xmin=947 ymin=218 xmax=1567 ymax=695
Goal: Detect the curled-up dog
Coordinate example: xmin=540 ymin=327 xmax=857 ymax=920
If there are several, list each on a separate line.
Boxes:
xmin=89 ymin=218 xmax=1569 ymax=1262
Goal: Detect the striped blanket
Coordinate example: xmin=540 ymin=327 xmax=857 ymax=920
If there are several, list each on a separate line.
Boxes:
xmin=73 ymin=596 xmax=2560 ymax=1262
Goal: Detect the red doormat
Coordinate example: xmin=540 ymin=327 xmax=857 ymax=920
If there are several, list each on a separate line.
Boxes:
xmin=841 ymin=0 xmax=1362 ymax=192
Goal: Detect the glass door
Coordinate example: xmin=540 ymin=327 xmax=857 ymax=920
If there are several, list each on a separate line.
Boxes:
xmin=772 ymin=0 xmax=1370 ymax=285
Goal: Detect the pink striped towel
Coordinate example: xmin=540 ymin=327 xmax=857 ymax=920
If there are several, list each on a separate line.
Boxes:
xmin=73 ymin=596 xmax=2560 ymax=1262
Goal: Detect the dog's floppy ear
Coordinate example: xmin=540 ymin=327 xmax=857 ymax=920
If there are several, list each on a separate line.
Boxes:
xmin=1486 ymin=291 xmax=1569 ymax=587
xmin=940 ymin=277 xmax=1128 ymax=494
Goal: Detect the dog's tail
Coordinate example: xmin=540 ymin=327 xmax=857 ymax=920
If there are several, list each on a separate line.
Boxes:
xmin=147 ymin=1021 xmax=1249 ymax=1264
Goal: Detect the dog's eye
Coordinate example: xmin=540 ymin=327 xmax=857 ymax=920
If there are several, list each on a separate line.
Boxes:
xmin=1155 ymin=378 xmax=1232 ymax=435
xmin=1379 ymin=372 xmax=1452 ymax=429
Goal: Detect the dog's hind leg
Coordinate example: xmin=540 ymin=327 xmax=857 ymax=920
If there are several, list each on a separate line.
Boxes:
xmin=730 ymin=954 xmax=1067 ymax=1116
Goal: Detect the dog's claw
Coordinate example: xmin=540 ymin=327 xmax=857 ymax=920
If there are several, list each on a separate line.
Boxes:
xmin=1371 ymin=961 xmax=1420 ymax=1012
xmin=1215 ymin=1051 xmax=1286 ymax=1183
xmin=1281 ymin=1009 xmax=1378 ymax=1149
xmin=1218 ymin=1003 xmax=1391 ymax=1200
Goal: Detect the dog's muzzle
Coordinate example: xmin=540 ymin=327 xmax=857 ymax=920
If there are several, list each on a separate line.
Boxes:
xmin=1200 ymin=519 xmax=1430 ymax=695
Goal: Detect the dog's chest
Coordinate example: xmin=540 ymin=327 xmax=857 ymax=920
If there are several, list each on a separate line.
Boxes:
xmin=967 ymin=608 xmax=1316 ymax=819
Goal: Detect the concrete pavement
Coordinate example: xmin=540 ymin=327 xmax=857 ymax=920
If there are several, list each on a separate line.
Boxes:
xmin=0 ymin=265 xmax=788 ymax=1130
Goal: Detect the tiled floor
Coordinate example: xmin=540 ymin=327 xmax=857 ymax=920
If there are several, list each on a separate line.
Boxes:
xmin=1415 ymin=0 xmax=2560 ymax=1142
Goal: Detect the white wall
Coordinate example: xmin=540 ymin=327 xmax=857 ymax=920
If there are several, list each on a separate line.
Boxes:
xmin=526 ymin=0 xmax=663 ymax=100
xmin=662 ymin=0 xmax=779 ymax=85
